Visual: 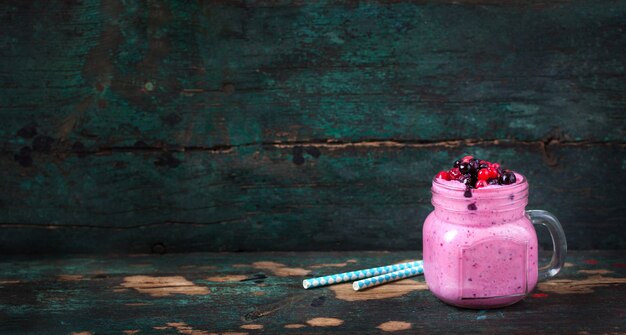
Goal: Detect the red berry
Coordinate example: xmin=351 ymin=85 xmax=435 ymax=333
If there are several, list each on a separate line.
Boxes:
xmin=436 ymin=171 xmax=451 ymax=180
xmin=462 ymin=155 xmax=473 ymax=162
xmin=449 ymin=167 xmax=461 ymax=179
xmin=475 ymin=180 xmax=488 ymax=188
xmin=477 ymin=169 xmax=490 ymax=181
xmin=488 ymin=168 xmax=499 ymax=179
xmin=491 ymin=163 xmax=500 ymax=170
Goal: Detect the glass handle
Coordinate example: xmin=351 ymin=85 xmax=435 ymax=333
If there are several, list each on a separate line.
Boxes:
xmin=527 ymin=210 xmax=567 ymax=281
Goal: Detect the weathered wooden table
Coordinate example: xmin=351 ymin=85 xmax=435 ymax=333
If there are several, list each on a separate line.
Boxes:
xmin=1 ymin=250 xmax=624 ymax=334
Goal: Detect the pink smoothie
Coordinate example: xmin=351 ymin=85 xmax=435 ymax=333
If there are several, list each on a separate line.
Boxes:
xmin=422 ymin=173 xmax=539 ymax=308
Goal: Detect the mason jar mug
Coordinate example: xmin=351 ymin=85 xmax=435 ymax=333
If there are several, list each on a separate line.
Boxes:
xmin=422 ymin=173 xmax=567 ymax=308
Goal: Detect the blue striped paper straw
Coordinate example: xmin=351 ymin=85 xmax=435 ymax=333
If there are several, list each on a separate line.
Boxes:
xmin=302 ymin=260 xmax=423 ymax=289
xmin=352 ymin=263 xmax=424 ymax=291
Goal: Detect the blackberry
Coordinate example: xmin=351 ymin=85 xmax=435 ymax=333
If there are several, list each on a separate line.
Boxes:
xmin=499 ymin=171 xmax=516 ymax=185
xmin=453 ymin=159 xmax=462 ymax=168
xmin=469 ymin=158 xmax=480 ymax=172
xmin=506 ymin=172 xmax=516 ymax=184
xmin=459 ymin=162 xmax=471 ymax=174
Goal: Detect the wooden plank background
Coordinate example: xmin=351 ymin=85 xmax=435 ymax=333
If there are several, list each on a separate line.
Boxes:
xmin=0 ymin=1 xmax=624 ymax=253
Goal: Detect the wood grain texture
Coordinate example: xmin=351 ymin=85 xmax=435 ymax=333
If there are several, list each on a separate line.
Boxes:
xmin=1 ymin=1 xmax=625 ymax=149
xmin=0 ymin=1 xmax=625 ymax=253
xmin=1 ymin=142 xmax=625 ymax=254
xmin=0 ymin=251 xmax=625 ymax=334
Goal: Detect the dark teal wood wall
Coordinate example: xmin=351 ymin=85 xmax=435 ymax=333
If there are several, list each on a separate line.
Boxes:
xmin=1 ymin=1 xmax=624 ymax=254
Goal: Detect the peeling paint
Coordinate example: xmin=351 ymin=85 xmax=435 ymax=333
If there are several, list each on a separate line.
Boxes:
xmin=330 ymin=280 xmax=428 ymax=301
xmin=57 ymin=274 xmax=84 ymax=281
xmin=165 ymin=322 xmax=183 ymax=328
xmin=309 ymin=259 xmax=357 ymax=268
xmin=251 ymin=261 xmax=284 ymax=268
xmin=377 ymin=321 xmax=412 ymax=331
xmin=120 ymin=276 xmax=210 ymax=297
xmin=538 ymin=274 xmax=626 ymax=294
xmin=577 ymin=269 xmax=613 ymax=275
xmin=284 ymin=324 xmax=306 ymax=329
xmin=306 ymin=317 xmax=344 ymax=327
xmin=205 ymin=275 xmax=248 ymax=282
xmin=165 ymin=322 xmax=211 ymax=335
xmin=251 ymin=261 xmax=310 ymax=277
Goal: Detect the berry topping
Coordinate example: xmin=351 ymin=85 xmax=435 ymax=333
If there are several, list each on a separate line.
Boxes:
xmin=477 ymin=169 xmax=490 ymax=181
xmin=499 ymin=171 xmax=517 ymax=185
xmin=460 ymin=174 xmax=473 ymax=186
xmin=458 ymin=162 xmax=471 ymax=174
xmin=488 ymin=168 xmax=499 ymax=179
xmin=435 ymin=156 xmax=518 ymax=190
xmin=469 ymin=158 xmax=480 ymax=172
xmin=449 ymin=167 xmax=461 ymax=179
xmin=436 ymin=171 xmax=451 ymax=181
xmin=475 ymin=180 xmax=488 ymax=188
